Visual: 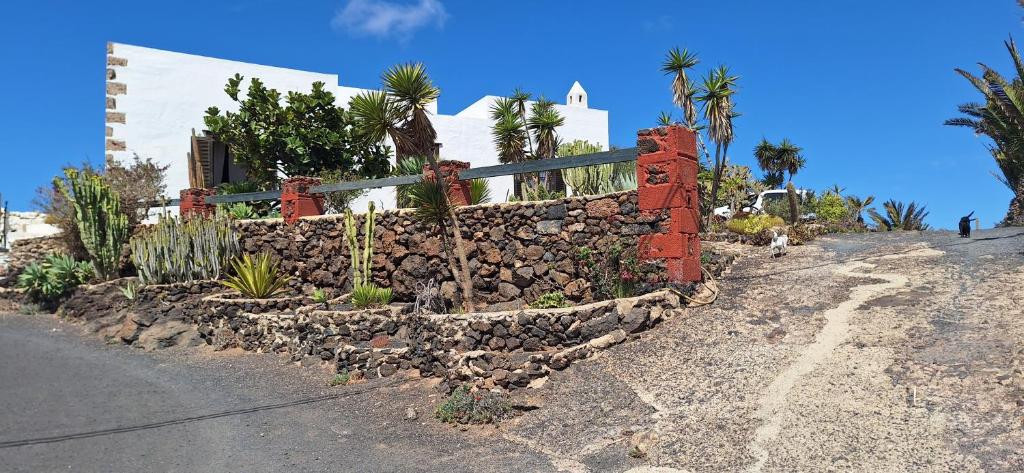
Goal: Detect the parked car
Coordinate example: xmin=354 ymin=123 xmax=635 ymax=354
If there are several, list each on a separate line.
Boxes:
xmin=714 ymin=188 xmax=816 ymax=220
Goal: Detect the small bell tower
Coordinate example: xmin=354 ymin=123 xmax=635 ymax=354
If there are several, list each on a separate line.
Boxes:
xmin=566 ymin=81 xmax=588 ymax=108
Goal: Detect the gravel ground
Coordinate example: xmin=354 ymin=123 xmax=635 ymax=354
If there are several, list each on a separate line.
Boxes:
xmin=503 ymin=227 xmax=1024 ymax=472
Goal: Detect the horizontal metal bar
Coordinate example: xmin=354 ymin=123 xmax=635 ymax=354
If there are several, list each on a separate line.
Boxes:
xmin=145 ymin=147 xmax=638 ymax=208
xmin=311 ymin=174 xmax=422 ymax=194
xmin=459 ymin=147 xmax=637 ymax=180
xmin=207 ymin=190 xmax=283 ymax=204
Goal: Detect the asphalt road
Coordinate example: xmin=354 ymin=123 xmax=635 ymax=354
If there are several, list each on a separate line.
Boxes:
xmin=0 ymin=314 xmax=552 ymax=473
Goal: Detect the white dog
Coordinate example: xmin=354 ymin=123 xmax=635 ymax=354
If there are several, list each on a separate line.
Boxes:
xmin=769 ymin=230 xmax=788 ymax=258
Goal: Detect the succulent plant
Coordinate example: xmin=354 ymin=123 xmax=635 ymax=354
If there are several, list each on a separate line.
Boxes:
xmin=130 ymin=214 xmax=239 ymax=284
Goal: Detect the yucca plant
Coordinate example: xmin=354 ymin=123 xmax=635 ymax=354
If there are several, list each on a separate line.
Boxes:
xmin=867 ymin=200 xmax=930 ymax=231
xmin=350 ymin=63 xmax=476 ymax=310
xmin=350 ymin=283 xmax=393 ymax=309
xmin=221 ymin=253 xmax=291 ymax=299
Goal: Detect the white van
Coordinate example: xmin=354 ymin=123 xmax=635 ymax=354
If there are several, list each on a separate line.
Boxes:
xmin=713 ymin=189 xmax=814 ymax=219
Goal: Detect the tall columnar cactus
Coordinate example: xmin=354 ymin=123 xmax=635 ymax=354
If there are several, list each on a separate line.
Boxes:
xmin=55 ymin=169 xmax=129 ymax=280
xmin=130 ymin=214 xmax=239 ymax=284
xmin=343 ymin=202 xmax=375 ymax=289
xmin=786 ymin=182 xmax=800 ymax=224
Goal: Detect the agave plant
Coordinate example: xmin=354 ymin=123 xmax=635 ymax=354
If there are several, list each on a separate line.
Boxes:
xmin=867 ymin=200 xmax=930 ymax=231
xmin=222 ymin=253 xmax=291 ymax=299
xmin=16 ymin=253 xmax=93 ymax=303
xmin=351 ymin=283 xmax=393 ymax=309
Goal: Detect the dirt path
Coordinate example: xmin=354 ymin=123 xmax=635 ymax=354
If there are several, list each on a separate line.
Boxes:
xmin=747 ymin=259 xmax=912 ymax=472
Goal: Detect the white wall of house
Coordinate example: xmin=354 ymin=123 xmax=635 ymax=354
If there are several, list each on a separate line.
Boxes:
xmin=106 ymin=43 xmax=609 ymax=211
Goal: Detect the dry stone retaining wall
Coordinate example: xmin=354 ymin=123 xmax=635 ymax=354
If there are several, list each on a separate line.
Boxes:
xmin=236 ymin=191 xmax=670 ymax=309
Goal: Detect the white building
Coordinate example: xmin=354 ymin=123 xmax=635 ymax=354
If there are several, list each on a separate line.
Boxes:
xmin=104 ymin=43 xmax=609 ymax=209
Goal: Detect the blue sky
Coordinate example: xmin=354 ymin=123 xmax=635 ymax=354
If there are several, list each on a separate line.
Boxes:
xmin=1 ymin=0 xmax=1021 ymax=229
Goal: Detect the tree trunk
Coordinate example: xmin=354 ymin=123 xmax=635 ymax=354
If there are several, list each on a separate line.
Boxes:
xmin=706 ymin=143 xmax=724 ymax=227
xmin=422 ymin=154 xmax=476 ymax=312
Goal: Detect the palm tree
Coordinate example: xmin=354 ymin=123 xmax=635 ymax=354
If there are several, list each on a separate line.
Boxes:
xmin=867 ymin=199 xmax=930 ymax=231
xmin=946 ymin=37 xmax=1024 ymax=224
xmin=661 ymin=47 xmax=700 ymax=127
xmin=826 ymin=184 xmax=845 ymax=196
xmin=527 ymin=97 xmax=566 ymax=192
xmin=845 ymin=194 xmax=875 ymax=224
xmin=490 ymin=97 xmax=529 ymax=197
xmin=753 ymin=138 xmax=784 ymax=188
xmin=697 ymin=65 xmax=738 ymax=225
xmin=776 ymin=138 xmax=805 ymax=182
xmin=349 ymin=63 xmax=476 ymax=310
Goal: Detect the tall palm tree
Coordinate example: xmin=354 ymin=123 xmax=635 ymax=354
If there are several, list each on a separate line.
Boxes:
xmin=698 ymin=65 xmax=738 ymax=225
xmin=527 ymin=97 xmax=566 ymax=192
xmin=349 ymin=63 xmax=476 ymax=310
xmin=868 ymin=199 xmax=930 ymax=231
xmin=661 ymin=47 xmax=700 ymax=127
xmin=946 ymin=37 xmax=1024 ymax=224
xmin=775 ymin=138 xmax=805 ymax=182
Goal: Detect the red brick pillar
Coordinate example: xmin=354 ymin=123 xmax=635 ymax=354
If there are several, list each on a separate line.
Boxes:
xmin=636 ymin=126 xmax=701 ymax=282
xmin=281 ymin=176 xmax=324 ymax=224
xmin=179 ymin=188 xmax=216 ymax=218
xmin=422 ymin=160 xmax=472 ymax=206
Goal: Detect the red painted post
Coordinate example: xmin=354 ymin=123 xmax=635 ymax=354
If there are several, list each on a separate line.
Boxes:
xmin=422 ymin=160 xmax=472 ymax=206
xmin=179 ymin=188 xmax=216 ymax=218
xmin=636 ymin=126 xmax=702 ymax=282
xmin=281 ymin=176 xmax=324 ymax=224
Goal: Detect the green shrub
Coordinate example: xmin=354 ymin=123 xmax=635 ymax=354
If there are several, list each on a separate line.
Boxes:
xmin=435 ymin=385 xmax=512 ymax=424
xmin=222 ymin=253 xmax=291 ymax=299
xmin=815 ymin=193 xmax=849 ymax=223
xmin=17 ymin=253 xmax=93 ymax=304
xmin=725 ymin=214 xmax=786 ymax=236
xmin=529 ymin=291 xmax=571 ymax=309
xmin=576 ymin=244 xmax=650 ymax=300
xmin=329 ymin=371 xmax=350 ymax=387
xmin=351 ymin=283 xmax=393 ymax=308
xmin=130 ymin=214 xmax=239 ymax=284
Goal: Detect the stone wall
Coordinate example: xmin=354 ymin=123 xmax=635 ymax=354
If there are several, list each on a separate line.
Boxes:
xmin=236 ymin=191 xmax=672 ymax=310
xmin=0 ymin=235 xmax=65 ymax=288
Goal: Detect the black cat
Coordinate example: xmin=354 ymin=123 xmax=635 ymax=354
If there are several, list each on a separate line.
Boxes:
xmin=959 ymin=211 xmax=975 ymax=238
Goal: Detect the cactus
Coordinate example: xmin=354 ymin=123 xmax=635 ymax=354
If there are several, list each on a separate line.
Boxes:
xmin=55 ymin=169 xmax=129 ymax=280
xmin=343 ymin=202 xmax=376 ymax=289
xmin=786 ymin=182 xmax=800 ymax=224
xmin=130 ymin=214 xmax=239 ymax=284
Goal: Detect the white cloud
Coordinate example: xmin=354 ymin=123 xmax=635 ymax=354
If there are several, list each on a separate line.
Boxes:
xmin=332 ymin=0 xmax=448 ymax=41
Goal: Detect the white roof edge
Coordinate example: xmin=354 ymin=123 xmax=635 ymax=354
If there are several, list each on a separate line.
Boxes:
xmin=110 ymin=42 xmax=341 ymax=84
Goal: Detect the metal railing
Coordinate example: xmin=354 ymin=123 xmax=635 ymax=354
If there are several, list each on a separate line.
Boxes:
xmin=154 ymin=147 xmax=638 ymax=207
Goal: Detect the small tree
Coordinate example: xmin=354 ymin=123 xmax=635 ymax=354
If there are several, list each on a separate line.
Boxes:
xmin=204 ymin=74 xmax=391 ymax=189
